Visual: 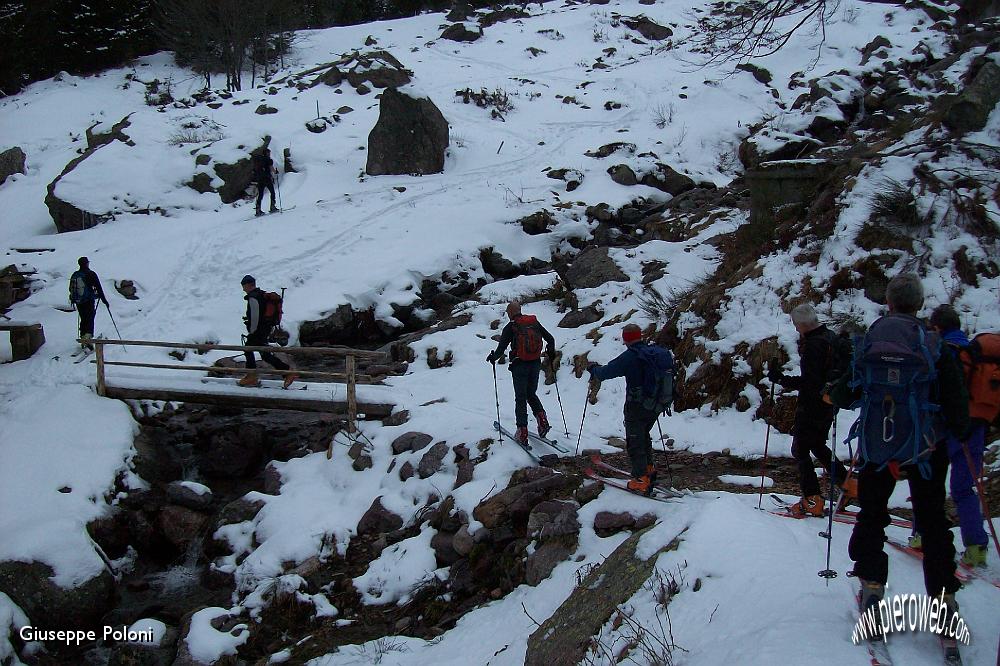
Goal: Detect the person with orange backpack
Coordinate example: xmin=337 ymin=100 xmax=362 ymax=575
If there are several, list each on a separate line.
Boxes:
xmin=239 ymin=275 xmax=296 ymax=388
xmin=487 ymin=301 xmax=556 ymax=445
xmin=923 ymin=304 xmax=998 ymax=567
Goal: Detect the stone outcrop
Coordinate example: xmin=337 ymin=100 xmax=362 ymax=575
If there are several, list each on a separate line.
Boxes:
xmin=366 ymin=88 xmax=449 ymax=176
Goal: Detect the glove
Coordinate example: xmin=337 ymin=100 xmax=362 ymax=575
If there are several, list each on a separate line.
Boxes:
xmin=767 ymin=364 xmax=784 ymax=384
xmin=486 ymin=351 xmax=496 ymax=364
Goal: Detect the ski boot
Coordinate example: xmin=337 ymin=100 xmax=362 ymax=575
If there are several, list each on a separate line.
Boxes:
xmin=960 ymin=544 xmax=987 ymax=568
xmin=81 ymin=333 xmax=94 ymax=351
xmin=858 ymin=579 xmax=886 ymax=638
xmin=270 ymin=204 xmax=278 ymax=213
xmin=908 ymin=533 xmax=923 ymax=550
xmin=535 ymin=411 xmax=551 ymax=439
xmin=238 ymin=372 xmax=261 ymax=387
xmin=788 ymin=494 xmax=824 ymax=518
xmin=514 ymin=426 xmax=530 ymax=446
xmin=839 ymin=477 xmax=858 ymax=502
xmin=627 ymin=475 xmax=652 ymax=495
xmin=282 ymin=373 xmax=299 ymax=389
xmin=646 ymin=464 xmax=658 ymax=486
xmin=255 ymin=208 xmax=264 ymax=217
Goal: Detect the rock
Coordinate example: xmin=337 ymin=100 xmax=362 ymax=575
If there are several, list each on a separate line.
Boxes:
xmin=446 ymin=3 xmax=474 ymax=21
xmin=738 ymin=133 xmax=819 ymax=170
xmin=166 ymin=481 xmax=213 ymax=512
xmin=806 ymin=114 xmax=847 ymax=143
xmin=355 ymin=83 xmax=371 ymax=95
xmin=298 ymin=303 xmax=355 ymax=345
xmin=944 ymin=61 xmax=1000 ymax=135
xmin=574 ymin=481 xmax=603 ymax=505
xmin=366 ymin=88 xmax=449 ymax=176
xmin=558 ymin=304 xmax=604 ymax=328
xmin=108 ymin=624 xmax=179 ymax=666
xmin=314 ymin=50 xmax=412 ymax=90
xmin=263 ymin=462 xmax=282 ymax=495
xmin=479 ymin=248 xmax=519 ymax=279
xmin=860 ymin=35 xmax=891 ymax=65
xmin=87 ymin=509 xmax=132 ymax=560
xmin=418 ymin=441 xmax=450 ymax=478
xmin=621 ymin=16 xmax=672 ymax=40
xmin=546 ymin=168 xmax=584 ymax=191
xmin=382 ymin=409 xmax=410 ymax=427
xmin=215 ymin=497 xmax=265 ymax=528
xmin=565 ymin=247 xmax=628 ymax=289
xmin=585 ymin=203 xmax=614 ymax=223
xmin=527 ymin=500 xmax=581 ymax=540
xmin=159 ymin=505 xmax=209 ymax=551
xmin=255 ymin=104 xmax=278 ymax=115
xmin=0 ymin=560 xmax=114 ymax=629
xmin=0 ymin=146 xmax=26 ymax=185
xmin=352 ymin=454 xmax=374 ymax=471
xmin=585 ymin=142 xmax=636 ymax=158
xmin=305 ymin=118 xmax=328 ymax=133
xmin=608 ymin=163 xmax=638 ymax=186
xmin=525 ymin=537 xmax=576 ymax=586
xmin=347 ymin=441 xmax=364 ymax=461
xmin=391 ymin=431 xmax=434 ymax=454
xmin=473 ymin=467 xmax=568 ymax=528
xmin=593 ymin=511 xmax=655 ymax=537
xmin=452 ymin=525 xmax=475 ymax=556
xmin=131 ymin=431 xmax=182 ymax=485
xmin=115 ymin=279 xmax=138 ymax=300
xmin=480 ymin=7 xmax=529 ymax=26
xmin=337 ymin=105 xmax=354 ymax=114
xmin=519 ymin=210 xmax=556 ymax=235
xmin=431 ymin=531 xmax=462 ymax=566
xmin=200 ymin=424 xmax=266 ymax=478
xmin=441 ymin=23 xmax=483 ymax=42
xmin=455 ymin=459 xmax=474 ymax=489
xmin=399 ymin=461 xmax=415 ymax=481
xmin=735 ymin=62 xmax=772 ymax=84
xmin=212 ymin=139 xmax=270 ymax=204
xmin=640 ymin=163 xmax=695 ymax=196
xmin=357 ymin=497 xmax=404 ymax=536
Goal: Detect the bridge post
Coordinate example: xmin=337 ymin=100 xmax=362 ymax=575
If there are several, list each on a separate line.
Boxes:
xmin=95 ymin=342 xmax=106 ymax=397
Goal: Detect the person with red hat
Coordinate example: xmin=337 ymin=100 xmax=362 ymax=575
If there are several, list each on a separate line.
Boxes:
xmin=587 ymin=323 xmax=674 ymax=494
xmin=487 ymin=301 xmax=556 ymax=445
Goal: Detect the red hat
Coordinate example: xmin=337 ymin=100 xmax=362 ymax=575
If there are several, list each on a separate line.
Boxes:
xmin=622 ymin=325 xmax=642 ymax=344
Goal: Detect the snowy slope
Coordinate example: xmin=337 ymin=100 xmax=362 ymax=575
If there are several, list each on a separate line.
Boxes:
xmin=1 ymin=1 xmax=999 ymax=664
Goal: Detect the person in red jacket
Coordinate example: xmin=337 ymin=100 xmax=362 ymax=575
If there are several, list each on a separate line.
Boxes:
xmin=487 ymin=302 xmax=556 ymax=445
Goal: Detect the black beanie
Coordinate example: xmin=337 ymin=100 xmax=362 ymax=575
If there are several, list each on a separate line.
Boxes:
xmin=241 ymin=275 xmax=255 ymax=285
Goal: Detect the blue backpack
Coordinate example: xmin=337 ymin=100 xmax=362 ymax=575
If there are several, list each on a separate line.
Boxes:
xmin=846 ymin=314 xmax=941 ymax=478
xmin=632 ymin=344 xmax=675 ymax=415
xmin=69 ymin=271 xmax=94 ymax=303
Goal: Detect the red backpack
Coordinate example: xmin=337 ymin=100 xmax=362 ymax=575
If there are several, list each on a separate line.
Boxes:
xmin=262 ymin=291 xmax=283 ymax=326
xmin=512 ymin=315 xmax=543 ymax=361
xmin=959 ymin=332 xmax=1000 ymax=422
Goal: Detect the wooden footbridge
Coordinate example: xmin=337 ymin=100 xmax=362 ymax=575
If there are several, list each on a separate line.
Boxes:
xmin=83 ymin=338 xmax=401 ymax=427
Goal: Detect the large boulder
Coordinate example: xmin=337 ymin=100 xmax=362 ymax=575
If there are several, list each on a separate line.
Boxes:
xmin=298 ymin=303 xmax=356 ymax=345
xmin=441 ymin=23 xmax=483 ymax=42
xmin=0 ymin=560 xmax=114 ymax=629
xmin=479 ymin=7 xmax=529 ymax=27
xmin=641 ymin=163 xmax=695 ymax=196
xmin=564 ymin=247 xmax=628 ymax=289
xmin=159 ymin=505 xmax=210 ymax=551
xmin=527 ymin=500 xmax=580 ymax=541
xmin=944 ymin=61 xmax=1000 ymax=135
xmin=366 ymin=88 xmax=449 ymax=176
xmin=621 ymin=16 xmax=673 ymax=40
xmin=199 ymin=425 xmax=267 ymax=478
xmin=391 ymin=431 xmax=433 ymax=455
xmin=313 ymin=51 xmax=412 ymax=90
xmin=45 ymin=115 xmax=131 ymax=232
xmin=472 ymin=467 xmax=569 ymax=529
xmin=357 ymin=497 xmax=404 ymax=536
xmin=0 ymin=146 xmax=26 ymax=185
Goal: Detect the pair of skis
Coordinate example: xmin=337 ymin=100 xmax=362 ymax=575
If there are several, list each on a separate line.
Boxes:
xmin=584 ymin=453 xmax=683 ymax=503
xmin=768 ymin=494 xmax=912 ymax=529
xmin=493 ymin=421 xmax=570 ymax=464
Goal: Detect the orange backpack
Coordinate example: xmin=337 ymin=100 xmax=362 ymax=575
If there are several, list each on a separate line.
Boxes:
xmin=960 ymin=332 xmax=1000 ymax=422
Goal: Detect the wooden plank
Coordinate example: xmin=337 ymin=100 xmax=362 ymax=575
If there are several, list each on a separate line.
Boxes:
xmin=95 ymin=344 xmax=106 ymax=397
xmin=99 ymin=360 xmax=382 ymax=384
xmin=102 ymin=385 xmax=395 ymax=417
xmin=87 ymin=338 xmax=387 ymax=360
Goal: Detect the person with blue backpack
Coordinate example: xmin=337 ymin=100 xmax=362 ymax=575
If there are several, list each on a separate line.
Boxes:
xmin=587 ymin=323 xmax=674 ymax=494
xmin=68 ymin=256 xmax=108 ymax=350
xmin=826 ymin=273 xmax=969 ymax=644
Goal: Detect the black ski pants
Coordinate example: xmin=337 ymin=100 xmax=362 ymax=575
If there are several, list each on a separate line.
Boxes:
xmin=510 ymin=360 xmax=544 ymax=428
xmin=245 ymin=327 xmax=289 ymax=371
xmin=77 ymin=300 xmax=97 ymax=338
xmin=791 ymin=415 xmax=848 ymax=497
xmin=848 ymin=444 xmax=959 ymax=597
xmin=256 ymin=179 xmax=275 ymax=211
xmin=624 ymin=402 xmax=658 ymax=479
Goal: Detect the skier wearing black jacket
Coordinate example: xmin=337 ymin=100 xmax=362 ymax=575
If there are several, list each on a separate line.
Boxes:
xmin=487 ymin=302 xmax=556 ymax=445
xmin=68 ymin=256 xmax=108 ymax=348
xmin=768 ymin=303 xmax=855 ymax=517
xmin=240 ymin=275 xmax=295 ymax=388
xmin=252 ymin=148 xmax=277 ymax=216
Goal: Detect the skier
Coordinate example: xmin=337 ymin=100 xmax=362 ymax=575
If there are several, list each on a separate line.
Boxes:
xmin=68 ymin=256 xmax=108 ymax=350
xmin=826 ymin=274 xmax=969 ymax=639
xmin=909 ymin=304 xmax=989 ymax=568
xmin=486 ymin=301 xmax=556 ymax=445
xmin=767 ymin=303 xmax=856 ymax=517
xmin=586 ymin=324 xmax=674 ymax=494
xmin=252 ymin=148 xmax=278 ymax=216
xmin=239 ymin=275 xmax=296 ymax=388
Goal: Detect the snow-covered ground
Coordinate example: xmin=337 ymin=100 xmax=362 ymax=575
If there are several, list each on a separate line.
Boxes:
xmin=1 ymin=0 xmax=998 ymax=664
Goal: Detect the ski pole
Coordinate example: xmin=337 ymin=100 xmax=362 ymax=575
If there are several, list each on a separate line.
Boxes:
xmin=756 ymin=382 xmax=776 ymax=510
xmin=492 ymin=359 xmax=503 ymax=444
xmin=275 ymin=172 xmax=283 ymax=212
xmin=960 ymin=438 xmax=1000 ymax=557
xmin=574 ymin=379 xmax=594 ymax=455
xmin=818 ymin=408 xmax=839 ymax=583
xmin=656 ymin=417 xmax=672 ymax=488
xmin=551 ymin=356 xmax=570 ymax=437
xmin=104 ymin=302 xmax=126 ymax=352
